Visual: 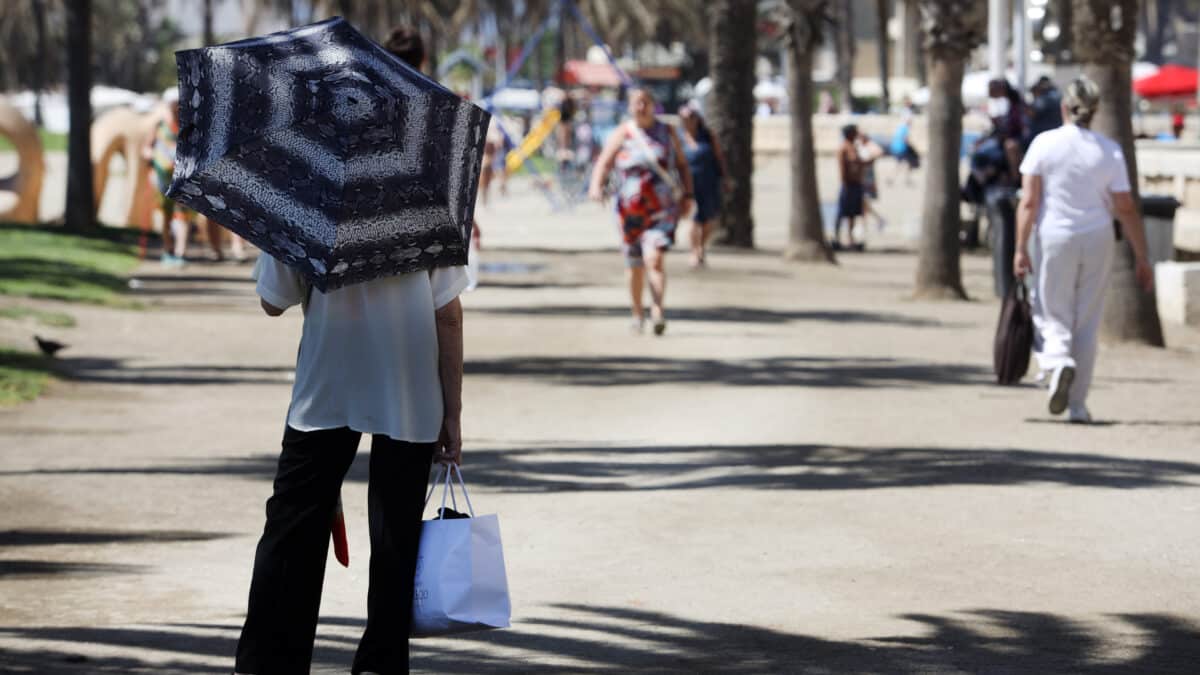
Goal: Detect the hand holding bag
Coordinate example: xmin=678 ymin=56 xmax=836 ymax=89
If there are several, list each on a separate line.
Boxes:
xmin=411 ymin=464 xmax=511 ymax=637
xmin=994 ymin=282 xmax=1034 ymax=385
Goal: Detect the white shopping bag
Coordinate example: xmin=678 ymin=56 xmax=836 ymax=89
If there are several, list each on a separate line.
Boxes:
xmin=411 ymin=464 xmax=511 ymax=638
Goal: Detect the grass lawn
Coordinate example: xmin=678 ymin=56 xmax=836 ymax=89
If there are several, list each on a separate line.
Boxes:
xmin=0 ymin=129 xmax=68 ymax=153
xmin=0 ymin=224 xmax=141 ymax=306
xmin=0 ymin=348 xmax=53 ymax=406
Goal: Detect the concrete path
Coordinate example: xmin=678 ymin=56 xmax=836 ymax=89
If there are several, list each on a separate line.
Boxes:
xmin=2 ymin=159 xmax=1199 ymax=673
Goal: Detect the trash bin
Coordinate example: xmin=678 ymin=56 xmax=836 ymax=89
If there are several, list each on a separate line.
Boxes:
xmin=1140 ymin=194 xmax=1180 ymax=265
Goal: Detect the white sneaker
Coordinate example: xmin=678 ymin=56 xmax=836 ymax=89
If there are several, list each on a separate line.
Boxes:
xmin=1068 ymin=405 xmax=1093 ymax=424
xmin=1047 ymin=365 xmax=1075 ymax=416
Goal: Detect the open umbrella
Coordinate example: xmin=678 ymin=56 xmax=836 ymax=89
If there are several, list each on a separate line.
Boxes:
xmin=165 ymin=17 xmax=490 ymax=291
xmin=1134 ymin=63 xmax=1198 ymax=99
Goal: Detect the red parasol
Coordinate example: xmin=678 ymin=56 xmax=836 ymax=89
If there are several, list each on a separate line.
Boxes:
xmin=1134 ymin=64 xmax=1198 ymax=99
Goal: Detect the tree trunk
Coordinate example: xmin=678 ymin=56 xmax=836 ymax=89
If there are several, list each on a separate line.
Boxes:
xmin=785 ymin=38 xmax=833 ymax=262
xmin=905 ymin=1 xmax=925 ymax=86
xmin=876 ymin=0 xmax=890 ymax=112
xmin=914 ymin=55 xmax=966 ymax=299
xmin=709 ymin=0 xmax=757 ymax=248
xmin=1140 ymin=0 xmax=1172 ymax=65
xmin=31 ymin=0 xmax=47 ymax=127
xmin=1085 ymin=60 xmax=1166 ymax=346
xmin=203 ymin=0 xmax=214 ymax=45
xmin=555 ymin=1 xmax=566 ymax=86
xmin=65 ymin=0 xmax=94 ymax=232
xmin=832 ymin=0 xmax=855 ymax=111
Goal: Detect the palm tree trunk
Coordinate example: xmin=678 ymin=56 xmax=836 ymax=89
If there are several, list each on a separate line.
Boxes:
xmin=785 ymin=31 xmax=832 ymax=262
xmin=709 ymin=0 xmax=757 ymax=248
xmin=876 ymin=0 xmax=890 ymax=112
xmin=203 ymin=0 xmax=214 ymax=45
xmin=1073 ymin=0 xmax=1164 ymax=345
xmin=1086 ymin=59 xmax=1165 ymax=345
xmin=914 ymin=54 xmax=966 ymax=298
xmin=31 ymin=0 xmax=47 ymax=127
xmin=832 ymin=0 xmax=855 ymax=111
xmin=65 ymin=0 xmax=94 ymax=232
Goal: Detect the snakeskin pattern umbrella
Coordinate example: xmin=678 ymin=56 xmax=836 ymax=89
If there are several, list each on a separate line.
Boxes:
xmin=165 ymin=17 xmax=490 ymax=291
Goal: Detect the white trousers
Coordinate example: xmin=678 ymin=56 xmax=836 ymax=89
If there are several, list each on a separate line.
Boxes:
xmin=1030 ymin=226 xmax=1114 ymax=410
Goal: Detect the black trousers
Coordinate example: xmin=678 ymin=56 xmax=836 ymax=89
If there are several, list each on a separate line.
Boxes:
xmin=986 ymin=186 xmax=1018 ymax=299
xmin=234 ymin=426 xmax=435 ymax=675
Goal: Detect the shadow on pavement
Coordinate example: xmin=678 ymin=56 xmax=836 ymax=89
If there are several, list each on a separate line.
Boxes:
xmin=47 ymin=358 xmax=294 ymax=387
xmin=0 ymin=560 xmax=146 ymax=578
xmin=2 ymin=606 xmax=1198 ymax=674
xmin=466 ymin=355 xmax=989 ymax=388
xmin=10 ymin=443 xmax=1200 ymax=492
xmin=0 ymin=529 xmax=233 ymax=547
xmin=445 ymin=443 xmax=1200 ymax=492
xmin=468 ymin=304 xmax=951 ymax=327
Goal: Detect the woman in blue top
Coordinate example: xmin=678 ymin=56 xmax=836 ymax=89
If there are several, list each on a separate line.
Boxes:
xmin=678 ymin=104 xmax=729 ymax=268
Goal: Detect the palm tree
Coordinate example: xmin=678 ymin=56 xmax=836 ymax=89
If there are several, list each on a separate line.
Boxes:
xmin=1073 ymin=0 xmax=1165 ymax=346
xmin=831 ymin=0 xmax=854 ymax=111
xmin=912 ymin=0 xmax=986 ymax=299
xmin=30 ymin=0 xmax=47 ymax=126
xmin=783 ymin=0 xmax=833 ymax=262
xmin=708 ymin=0 xmax=757 ymax=248
xmin=876 ymin=0 xmax=889 ymax=112
xmin=203 ymin=0 xmax=214 ymax=45
xmin=64 ymin=0 xmax=94 ymax=231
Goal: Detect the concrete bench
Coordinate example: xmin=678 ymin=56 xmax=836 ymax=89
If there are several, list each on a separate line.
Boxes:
xmin=1155 ymin=261 xmax=1200 ymax=326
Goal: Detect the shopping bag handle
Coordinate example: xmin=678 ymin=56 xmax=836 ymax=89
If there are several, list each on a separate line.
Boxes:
xmin=423 ymin=463 xmax=477 ymax=519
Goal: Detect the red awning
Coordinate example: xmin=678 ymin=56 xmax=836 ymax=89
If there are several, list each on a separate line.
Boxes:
xmin=1134 ymin=64 xmax=1198 ymax=99
xmin=562 ymin=60 xmax=622 ymax=88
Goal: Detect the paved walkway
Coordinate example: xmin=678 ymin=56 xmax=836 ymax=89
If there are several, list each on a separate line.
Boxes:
xmin=2 ymin=159 xmax=1200 ymax=673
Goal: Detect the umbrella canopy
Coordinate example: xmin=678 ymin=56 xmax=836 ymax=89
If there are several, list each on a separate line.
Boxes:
xmin=1134 ymin=63 xmax=1198 ymax=99
xmin=166 ymin=17 xmax=491 ymax=291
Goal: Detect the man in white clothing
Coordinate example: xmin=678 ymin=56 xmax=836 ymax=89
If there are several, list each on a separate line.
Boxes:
xmin=1013 ymin=76 xmax=1154 ymax=424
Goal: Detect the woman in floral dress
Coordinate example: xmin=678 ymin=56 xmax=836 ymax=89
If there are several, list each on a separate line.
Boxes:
xmin=588 ymin=88 xmax=693 ymax=335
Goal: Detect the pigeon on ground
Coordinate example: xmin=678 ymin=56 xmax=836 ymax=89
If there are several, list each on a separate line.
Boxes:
xmin=34 ymin=335 xmax=67 ymax=357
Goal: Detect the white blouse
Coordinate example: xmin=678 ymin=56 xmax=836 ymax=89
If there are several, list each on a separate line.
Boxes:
xmin=254 ymin=254 xmax=468 ymax=443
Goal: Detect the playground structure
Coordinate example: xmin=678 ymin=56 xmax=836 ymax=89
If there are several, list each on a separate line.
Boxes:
xmin=482 ymin=0 xmax=634 ymax=210
xmin=0 ymin=99 xmax=45 ymax=223
xmin=90 ymin=104 xmax=166 ymax=229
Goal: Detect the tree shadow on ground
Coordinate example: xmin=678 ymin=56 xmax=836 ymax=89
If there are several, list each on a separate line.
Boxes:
xmin=46 ymin=358 xmax=294 ymax=386
xmin=1024 ymin=418 xmax=1200 ymax=429
xmin=467 ymin=304 xmax=951 ymax=327
xmin=474 ymin=279 xmax=592 ymax=290
xmin=0 ymin=529 xmax=232 ymax=547
xmin=9 ymin=443 xmax=1200 ymax=493
xmin=466 ymin=355 xmax=989 ymax=388
xmin=0 ymin=560 xmax=146 ymax=578
xmin=0 ymin=258 xmax=128 ymax=292
xmin=129 ymin=274 xmax=255 ymax=285
xmin=2 ymin=606 xmax=1198 ymax=673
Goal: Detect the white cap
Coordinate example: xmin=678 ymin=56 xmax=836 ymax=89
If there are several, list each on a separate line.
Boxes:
xmin=162 ymin=86 xmax=180 ymax=104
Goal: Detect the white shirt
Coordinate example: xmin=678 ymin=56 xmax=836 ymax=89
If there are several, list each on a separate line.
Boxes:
xmin=1019 ymin=123 xmax=1131 ymax=235
xmin=254 ymin=255 xmax=469 ymax=442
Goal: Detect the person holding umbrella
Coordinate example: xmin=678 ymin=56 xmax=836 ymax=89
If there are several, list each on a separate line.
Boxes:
xmin=166 ymin=20 xmax=487 ymax=674
xmin=1013 ymin=76 xmax=1154 ymax=424
xmin=588 ymin=87 xmax=693 ymax=335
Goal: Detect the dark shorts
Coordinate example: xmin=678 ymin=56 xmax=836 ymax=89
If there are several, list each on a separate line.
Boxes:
xmin=838 ymin=183 xmax=865 ymax=219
